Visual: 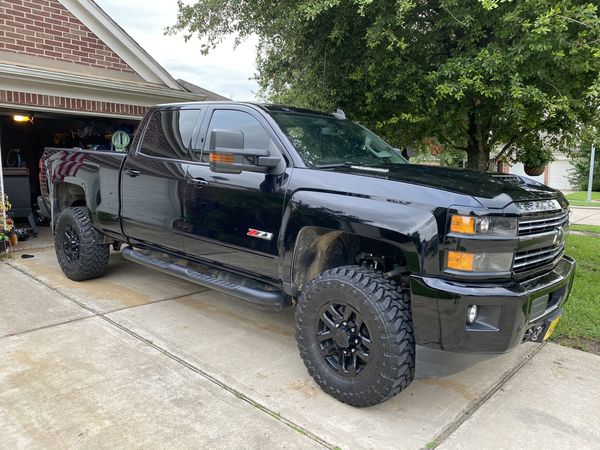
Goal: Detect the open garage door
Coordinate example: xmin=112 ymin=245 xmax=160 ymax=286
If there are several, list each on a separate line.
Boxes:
xmin=0 ymin=109 xmax=139 ymax=242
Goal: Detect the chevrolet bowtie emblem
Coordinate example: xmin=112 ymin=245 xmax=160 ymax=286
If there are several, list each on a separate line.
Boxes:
xmin=554 ymin=226 xmax=564 ymax=245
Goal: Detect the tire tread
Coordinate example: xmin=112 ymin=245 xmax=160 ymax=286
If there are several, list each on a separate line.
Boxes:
xmin=295 ymin=265 xmax=415 ymax=407
xmin=55 ymin=207 xmax=109 ymax=281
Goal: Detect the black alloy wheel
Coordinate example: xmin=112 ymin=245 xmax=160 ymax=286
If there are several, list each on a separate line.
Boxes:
xmin=54 ymin=207 xmax=109 ymax=281
xmin=316 ymin=303 xmax=371 ymax=377
xmin=62 ymin=225 xmax=81 ymax=263
xmin=296 ymin=265 xmax=415 ymax=407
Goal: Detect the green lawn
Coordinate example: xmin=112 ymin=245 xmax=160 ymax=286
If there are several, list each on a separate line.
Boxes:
xmin=570 ymin=224 xmax=600 ymax=234
xmin=552 ymin=232 xmax=600 ymax=353
xmin=565 ymin=191 xmax=600 ymax=207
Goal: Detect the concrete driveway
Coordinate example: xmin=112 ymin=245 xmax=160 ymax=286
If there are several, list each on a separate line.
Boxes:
xmin=570 ymin=206 xmax=600 ymax=226
xmin=1 ymin=242 xmax=599 ymax=449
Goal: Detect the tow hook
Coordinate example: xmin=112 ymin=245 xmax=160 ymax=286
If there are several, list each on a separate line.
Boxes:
xmin=528 ymin=325 xmax=544 ymax=342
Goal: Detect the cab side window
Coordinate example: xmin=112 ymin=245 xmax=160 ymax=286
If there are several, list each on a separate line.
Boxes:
xmin=201 ymin=110 xmax=273 ymax=163
xmin=140 ymin=109 xmax=203 ymax=160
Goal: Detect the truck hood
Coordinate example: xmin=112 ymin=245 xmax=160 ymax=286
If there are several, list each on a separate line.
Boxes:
xmin=324 ymin=164 xmax=563 ymax=209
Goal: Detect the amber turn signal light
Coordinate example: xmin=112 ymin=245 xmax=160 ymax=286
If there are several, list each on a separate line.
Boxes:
xmin=447 ymin=251 xmax=475 ymax=271
xmin=450 ymin=215 xmax=476 ymax=234
xmin=209 ymin=153 xmax=235 ymax=163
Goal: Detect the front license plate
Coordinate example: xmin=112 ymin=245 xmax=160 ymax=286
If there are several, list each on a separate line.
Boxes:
xmin=544 ymin=317 xmax=561 ymax=341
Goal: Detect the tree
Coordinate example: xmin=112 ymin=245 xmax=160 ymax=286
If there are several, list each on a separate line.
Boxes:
xmin=169 ymin=0 xmax=600 ymax=170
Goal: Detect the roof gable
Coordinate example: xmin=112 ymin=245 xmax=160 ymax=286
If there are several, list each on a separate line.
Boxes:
xmin=0 ymin=0 xmax=136 ymax=73
xmin=58 ymin=0 xmax=183 ymax=90
xmin=59 ymin=0 xmax=181 ymax=89
xmin=0 ymin=0 xmax=184 ymax=89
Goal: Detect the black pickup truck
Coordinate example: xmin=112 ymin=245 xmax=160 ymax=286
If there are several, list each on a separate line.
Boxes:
xmin=40 ymin=102 xmax=576 ymax=407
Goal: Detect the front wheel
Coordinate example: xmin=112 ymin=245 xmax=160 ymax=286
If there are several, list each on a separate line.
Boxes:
xmin=54 ymin=207 xmax=109 ymax=281
xmin=295 ymin=265 xmax=415 ymax=407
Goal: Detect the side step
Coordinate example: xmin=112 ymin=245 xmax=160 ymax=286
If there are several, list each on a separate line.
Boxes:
xmin=121 ymin=246 xmax=290 ymax=311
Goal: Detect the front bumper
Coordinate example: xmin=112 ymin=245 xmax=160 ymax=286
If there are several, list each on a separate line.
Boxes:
xmin=410 ymin=255 xmax=576 ymax=353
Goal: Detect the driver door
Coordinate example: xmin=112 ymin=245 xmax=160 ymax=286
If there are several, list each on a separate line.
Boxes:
xmin=183 ymin=106 xmax=290 ymax=279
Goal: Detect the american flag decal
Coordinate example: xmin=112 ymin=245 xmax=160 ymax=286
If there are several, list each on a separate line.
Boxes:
xmin=247 ymin=228 xmax=274 ymax=241
xmin=46 ymin=150 xmax=87 ymax=183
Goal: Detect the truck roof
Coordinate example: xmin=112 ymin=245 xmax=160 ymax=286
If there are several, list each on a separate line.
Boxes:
xmin=155 ymin=101 xmax=336 ymax=118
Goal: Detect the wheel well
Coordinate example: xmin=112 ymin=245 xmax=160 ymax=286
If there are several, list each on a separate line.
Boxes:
xmin=55 ymin=183 xmax=86 ymax=212
xmin=292 ymin=227 xmax=408 ymax=291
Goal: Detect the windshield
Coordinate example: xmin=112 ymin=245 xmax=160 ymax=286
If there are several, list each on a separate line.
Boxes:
xmin=269 ymin=111 xmax=407 ymax=168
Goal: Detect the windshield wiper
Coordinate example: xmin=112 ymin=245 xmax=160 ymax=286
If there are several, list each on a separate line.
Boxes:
xmin=316 ymin=161 xmax=366 ymax=169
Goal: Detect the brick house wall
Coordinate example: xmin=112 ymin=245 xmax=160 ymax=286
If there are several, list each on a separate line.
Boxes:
xmin=0 ymin=89 xmax=149 ymax=116
xmin=0 ymin=0 xmax=134 ymax=73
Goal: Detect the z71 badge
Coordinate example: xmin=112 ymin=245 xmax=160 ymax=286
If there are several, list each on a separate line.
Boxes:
xmin=247 ymin=228 xmax=274 ymax=241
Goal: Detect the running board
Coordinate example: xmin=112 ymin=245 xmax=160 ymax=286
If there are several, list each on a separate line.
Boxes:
xmin=121 ymin=246 xmax=290 ymax=311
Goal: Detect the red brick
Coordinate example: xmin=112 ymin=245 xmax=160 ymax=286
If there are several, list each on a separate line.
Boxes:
xmin=5 ymin=43 xmax=25 ymax=51
xmin=43 ymin=17 xmax=61 ymax=26
xmin=12 ymin=5 xmax=32 ymax=14
xmin=27 ymin=24 xmax=44 ymax=33
xmin=43 ymin=49 xmax=61 ymax=58
xmin=5 ymin=20 xmax=22 ymax=28
xmin=42 ymin=5 xmax=62 ymax=15
xmin=25 ymin=47 xmax=44 ymax=55
xmin=61 ymin=42 xmax=78 ymax=51
xmin=13 ymin=16 xmax=34 ymax=25
xmin=29 ymin=0 xmax=50 ymax=8
xmin=43 ymin=28 xmax=63 ymax=36
xmin=51 ymin=24 xmax=69 ymax=33
xmin=35 ymin=42 xmax=54 ymax=50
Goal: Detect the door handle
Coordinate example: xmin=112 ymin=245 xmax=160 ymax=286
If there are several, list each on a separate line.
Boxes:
xmin=187 ymin=177 xmax=208 ymax=187
xmin=125 ymin=168 xmax=141 ymax=177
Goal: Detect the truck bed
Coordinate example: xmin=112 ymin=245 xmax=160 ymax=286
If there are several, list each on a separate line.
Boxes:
xmin=40 ymin=147 xmax=127 ymax=238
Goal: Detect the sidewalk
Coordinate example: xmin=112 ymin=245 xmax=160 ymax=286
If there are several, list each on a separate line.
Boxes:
xmin=570 ymin=207 xmax=600 ymax=226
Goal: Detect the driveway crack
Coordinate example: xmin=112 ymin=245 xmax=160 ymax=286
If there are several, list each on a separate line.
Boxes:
xmin=423 ymin=342 xmax=546 ymax=449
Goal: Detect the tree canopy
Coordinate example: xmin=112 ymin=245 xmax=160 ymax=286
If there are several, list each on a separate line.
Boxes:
xmin=169 ymin=0 xmax=600 ymax=170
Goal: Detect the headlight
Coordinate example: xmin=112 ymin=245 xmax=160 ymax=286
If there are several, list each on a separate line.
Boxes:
xmin=447 ymin=251 xmax=513 ymax=272
xmin=450 ymin=215 xmax=517 ymax=237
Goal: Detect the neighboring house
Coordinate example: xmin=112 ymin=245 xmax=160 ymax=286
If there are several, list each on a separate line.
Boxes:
xmin=509 ymin=152 xmax=575 ymax=191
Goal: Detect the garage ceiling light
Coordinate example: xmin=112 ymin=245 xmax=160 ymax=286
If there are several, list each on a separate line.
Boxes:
xmin=13 ymin=114 xmax=33 ymax=123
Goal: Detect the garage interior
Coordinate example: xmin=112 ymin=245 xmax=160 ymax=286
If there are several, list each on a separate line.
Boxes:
xmin=0 ymin=109 xmax=139 ymax=244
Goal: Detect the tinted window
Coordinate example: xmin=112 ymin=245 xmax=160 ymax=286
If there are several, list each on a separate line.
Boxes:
xmin=202 ymin=110 xmax=272 ymax=162
xmin=140 ymin=109 xmax=202 ymax=160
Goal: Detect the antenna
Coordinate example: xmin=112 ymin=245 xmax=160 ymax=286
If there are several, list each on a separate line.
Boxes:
xmin=332 ymin=108 xmax=346 ymax=120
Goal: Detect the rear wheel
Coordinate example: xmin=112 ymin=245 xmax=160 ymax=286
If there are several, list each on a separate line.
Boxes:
xmin=295 ymin=265 xmax=415 ymax=407
xmin=54 ymin=207 xmax=109 ymax=281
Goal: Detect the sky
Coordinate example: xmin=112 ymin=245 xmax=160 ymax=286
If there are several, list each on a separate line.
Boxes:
xmin=95 ymin=0 xmax=259 ymax=100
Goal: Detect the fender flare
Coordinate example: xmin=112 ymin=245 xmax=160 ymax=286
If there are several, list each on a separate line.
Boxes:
xmin=278 ymin=190 xmax=440 ymax=293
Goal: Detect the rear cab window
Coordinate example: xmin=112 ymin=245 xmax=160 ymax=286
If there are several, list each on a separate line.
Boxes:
xmin=139 ymin=108 xmax=204 ymax=160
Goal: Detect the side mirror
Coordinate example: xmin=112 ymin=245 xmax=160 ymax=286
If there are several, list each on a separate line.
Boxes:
xmin=209 ymin=129 xmax=283 ymax=174
xmin=393 ymin=147 xmax=410 ymax=161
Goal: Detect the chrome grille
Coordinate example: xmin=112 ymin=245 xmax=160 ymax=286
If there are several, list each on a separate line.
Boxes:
xmin=515 ymin=204 xmax=569 ymax=274
xmin=518 ymin=210 xmax=569 ymax=236
xmin=514 ymin=243 xmax=565 ymax=272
